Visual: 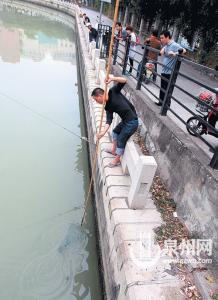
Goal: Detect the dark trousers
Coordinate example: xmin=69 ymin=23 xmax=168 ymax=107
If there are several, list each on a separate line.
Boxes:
xmin=153 ymin=62 xmax=157 ymax=81
xmin=159 ymin=73 xmax=171 ymax=104
xmin=112 ymin=119 xmax=138 ymax=155
xmin=129 ymin=58 xmax=134 ymax=73
xmin=208 ymin=112 xmax=218 ymax=128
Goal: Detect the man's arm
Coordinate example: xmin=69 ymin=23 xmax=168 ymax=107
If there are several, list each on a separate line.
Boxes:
xmin=106 ymin=75 xmax=127 ymax=84
xmin=106 ymin=75 xmax=127 ymax=96
xmin=159 ymin=46 xmax=166 ymax=56
xmin=168 ymin=43 xmax=186 ymax=57
xmin=96 ymin=111 xmax=113 ymax=140
xmin=96 ymin=124 xmax=110 ymax=140
xmin=168 ymin=48 xmax=186 ymax=57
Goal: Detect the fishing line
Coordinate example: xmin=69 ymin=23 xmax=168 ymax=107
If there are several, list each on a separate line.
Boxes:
xmin=0 ymin=90 xmax=94 ymax=228
xmin=0 ymin=91 xmax=95 ymax=145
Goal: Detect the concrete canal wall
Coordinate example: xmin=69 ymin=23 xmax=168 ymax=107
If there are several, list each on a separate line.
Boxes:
xmin=75 ymin=15 xmax=187 ymax=300
xmin=8 ymin=0 xmax=218 ymax=298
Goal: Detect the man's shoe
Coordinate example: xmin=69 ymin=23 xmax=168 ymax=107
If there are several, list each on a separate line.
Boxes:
xmin=155 ymin=102 xmax=162 ymax=106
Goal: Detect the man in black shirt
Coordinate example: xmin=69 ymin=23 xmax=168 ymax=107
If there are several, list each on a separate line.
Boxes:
xmin=87 ymin=23 xmax=98 ymax=43
xmin=91 ymin=76 xmax=138 ymax=167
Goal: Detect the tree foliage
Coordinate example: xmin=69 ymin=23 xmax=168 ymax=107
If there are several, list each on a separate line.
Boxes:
xmin=125 ymin=0 xmax=218 ymax=52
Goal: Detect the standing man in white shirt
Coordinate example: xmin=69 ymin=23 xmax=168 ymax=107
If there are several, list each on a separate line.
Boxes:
xmin=125 ymin=25 xmax=137 ymax=76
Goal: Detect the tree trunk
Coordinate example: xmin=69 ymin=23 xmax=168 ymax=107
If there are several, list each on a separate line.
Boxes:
xmin=199 ymin=37 xmax=207 ymax=64
xmin=130 ymin=13 xmax=137 ymax=27
xmin=123 ymin=6 xmax=129 ymax=27
xmin=172 ymin=24 xmax=180 ymax=42
xmin=139 ymin=18 xmax=145 ymax=37
xmin=154 ymin=14 xmax=162 ymax=34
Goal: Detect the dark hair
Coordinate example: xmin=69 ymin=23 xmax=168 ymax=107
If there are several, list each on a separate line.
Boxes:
xmin=160 ymin=30 xmax=171 ymax=38
xmin=91 ymin=88 xmax=104 ymax=97
xmin=116 ymin=22 xmax=122 ymax=27
xmin=152 ymin=29 xmax=158 ymax=37
xmin=126 ymin=25 xmax=133 ymax=32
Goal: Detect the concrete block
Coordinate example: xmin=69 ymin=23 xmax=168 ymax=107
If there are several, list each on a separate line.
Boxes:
xmin=99 ymin=69 xmax=106 ymax=88
xmin=100 ymin=141 xmax=112 ymax=152
xmin=128 ymin=156 xmax=157 ymax=209
xmin=86 ymin=32 xmax=89 ymax=45
xmin=125 ymin=284 xmax=185 ymax=300
xmin=121 ymin=140 xmax=157 ymax=209
xmin=105 ymin=175 xmax=131 ymax=187
xmin=104 ymin=161 xmax=124 ymax=176
xmin=107 ymin=185 xmax=130 ymax=200
xmin=121 ymin=140 xmax=140 ymax=176
xmin=121 ymin=258 xmax=182 ymax=287
xmin=99 ymin=58 xmax=106 ymax=70
xmin=109 ymin=198 xmax=129 ymax=218
xmin=92 ymin=48 xmax=100 ymax=67
xmin=111 ymin=209 xmax=162 ymax=233
xmin=113 ymin=223 xmax=160 ymax=246
xmin=99 ymin=136 xmax=110 ymax=144
xmin=89 ymin=41 xmax=96 ymax=54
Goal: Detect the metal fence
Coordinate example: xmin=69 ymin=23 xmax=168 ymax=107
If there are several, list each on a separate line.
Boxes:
xmin=112 ymin=37 xmax=218 ymax=169
xmin=97 ymin=24 xmax=112 ymax=59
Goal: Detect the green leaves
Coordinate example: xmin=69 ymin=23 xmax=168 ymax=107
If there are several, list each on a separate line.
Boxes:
xmin=124 ymin=0 xmax=217 ymax=53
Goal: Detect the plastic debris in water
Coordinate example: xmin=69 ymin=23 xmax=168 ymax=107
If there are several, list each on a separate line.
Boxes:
xmin=58 ymin=223 xmax=88 ymax=253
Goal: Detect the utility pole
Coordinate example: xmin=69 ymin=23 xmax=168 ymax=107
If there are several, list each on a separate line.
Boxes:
xmin=99 ymin=0 xmax=111 ymax=25
xmin=99 ymin=1 xmax=104 ymax=25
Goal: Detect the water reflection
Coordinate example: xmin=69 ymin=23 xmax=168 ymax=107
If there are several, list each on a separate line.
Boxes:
xmin=0 ymin=3 xmax=75 ymax=64
xmin=0 ymin=27 xmax=21 ymax=63
xmin=0 ymin=2 xmax=102 ymax=300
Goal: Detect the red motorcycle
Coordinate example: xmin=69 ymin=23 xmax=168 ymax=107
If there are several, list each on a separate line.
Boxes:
xmin=186 ymin=90 xmax=218 ymax=137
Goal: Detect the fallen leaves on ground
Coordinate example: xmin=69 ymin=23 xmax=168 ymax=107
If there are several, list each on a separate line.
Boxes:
xmin=134 ymin=131 xmax=203 ymax=300
xmin=176 ymin=264 xmax=202 ymax=299
xmin=134 ymin=132 xmax=189 ymax=245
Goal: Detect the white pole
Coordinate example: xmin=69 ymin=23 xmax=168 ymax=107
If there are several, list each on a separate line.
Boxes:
xmin=99 ymin=1 xmax=103 ymax=25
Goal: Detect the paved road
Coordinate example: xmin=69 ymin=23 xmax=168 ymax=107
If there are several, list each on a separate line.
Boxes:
xmin=81 ymin=6 xmax=218 ymax=160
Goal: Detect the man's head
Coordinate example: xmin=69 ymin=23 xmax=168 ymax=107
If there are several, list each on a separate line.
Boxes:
xmin=86 ymin=23 xmax=92 ymax=29
xmin=151 ymin=29 xmax=158 ymax=38
xmin=126 ymin=25 xmax=133 ymax=35
xmin=160 ymin=30 xmax=171 ymax=45
xmin=91 ymin=88 xmax=104 ymax=104
xmin=115 ymin=22 xmax=122 ymax=32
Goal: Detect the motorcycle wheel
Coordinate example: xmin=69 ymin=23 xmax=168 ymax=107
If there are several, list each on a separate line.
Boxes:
xmin=186 ymin=116 xmax=205 ymax=136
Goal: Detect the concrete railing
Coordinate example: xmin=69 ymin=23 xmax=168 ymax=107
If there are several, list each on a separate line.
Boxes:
xmin=80 ymin=22 xmax=158 ymax=211
xmin=122 ymin=142 xmax=157 ymax=209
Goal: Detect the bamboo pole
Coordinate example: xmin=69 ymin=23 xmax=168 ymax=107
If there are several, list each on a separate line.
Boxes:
xmin=81 ymin=0 xmax=120 ymax=226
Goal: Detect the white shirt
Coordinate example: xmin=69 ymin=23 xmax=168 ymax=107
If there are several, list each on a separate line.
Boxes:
xmin=129 ymin=32 xmax=136 ymax=59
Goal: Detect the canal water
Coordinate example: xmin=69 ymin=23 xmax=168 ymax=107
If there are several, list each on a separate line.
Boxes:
xmin=0 ymin=2 xmax=102 ymax=300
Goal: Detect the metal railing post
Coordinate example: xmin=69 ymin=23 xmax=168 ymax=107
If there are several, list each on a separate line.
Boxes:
xmin=113 ymin=38 xmax=119 ymax=65
xmin=122 ymin=38 xmax=130 ymax=75
xmin=210 ymin=146 xmax=218 ymax=169
xmin=160 ymin=55 xmax=182 ymax=116
xmin=96 ymin=24 xmax=101 ymax=49
xmin=136 ymin=44 xmax=149 ymax=90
